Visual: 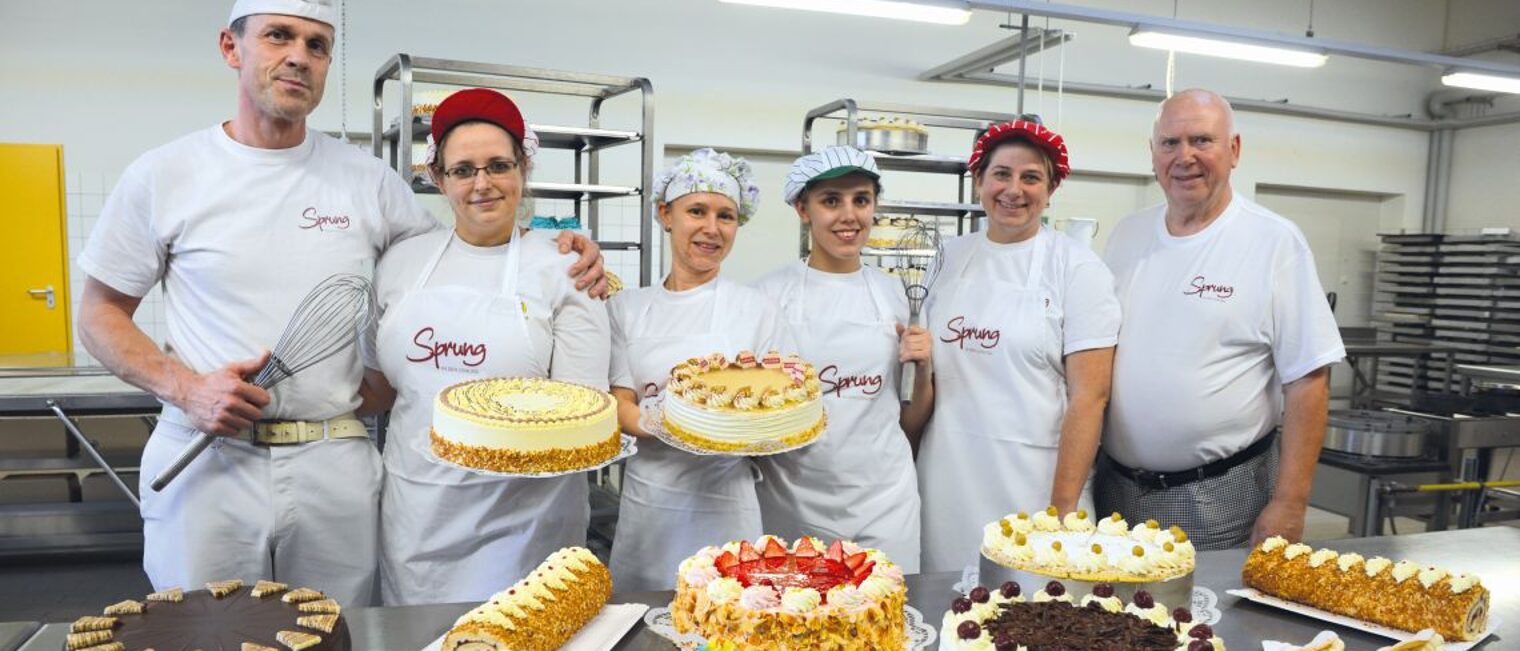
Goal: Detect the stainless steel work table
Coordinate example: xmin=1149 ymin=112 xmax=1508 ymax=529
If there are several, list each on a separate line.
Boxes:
xmin=16 ymin=527 xmax=1517 ymax=650
xmin=0 ymin=623 xmax=38 ymax=651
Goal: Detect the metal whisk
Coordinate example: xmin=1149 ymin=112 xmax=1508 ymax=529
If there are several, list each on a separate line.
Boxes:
xmin=898 ymin=222 xmax=944 ymax=401
xmin=150 ymin=273 xmax=375 ymax=492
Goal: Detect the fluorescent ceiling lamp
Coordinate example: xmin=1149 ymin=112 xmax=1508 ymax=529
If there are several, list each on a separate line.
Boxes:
xmin=719 ymin=0 xmax=971 ymax=25
xmin=1129 ymin=28 xmax=1328 ymax=68
xmin=1442 ymin=72 xmax=1520 ymax=94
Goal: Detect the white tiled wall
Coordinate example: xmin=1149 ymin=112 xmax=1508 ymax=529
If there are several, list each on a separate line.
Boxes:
xmin=64 ymin=171 xmax=167 ymax=368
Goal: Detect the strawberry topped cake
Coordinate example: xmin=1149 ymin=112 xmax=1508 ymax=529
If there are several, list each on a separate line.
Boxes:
xmin=672 ymin=535 xmax=908 ymax=650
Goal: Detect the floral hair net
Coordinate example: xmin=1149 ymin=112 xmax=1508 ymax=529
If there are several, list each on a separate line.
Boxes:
xmin=651 ymin=147 xmax=760 ymax=225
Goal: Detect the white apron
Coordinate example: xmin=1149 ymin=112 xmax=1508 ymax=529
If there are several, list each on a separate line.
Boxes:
xmin=607 ymin=280 xmax=762 ymax=592
xmin=376 ymin=231 xmax=588 ymax=605
xmin=918 ymin=230 xmax=1093 ymax=573
xmin=755 ymin=263 xmax=921 ymax=572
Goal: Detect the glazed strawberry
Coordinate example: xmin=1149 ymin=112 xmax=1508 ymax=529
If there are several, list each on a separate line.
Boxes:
xmin=824 ymin=540 xmax=845 ymax=562
xmin=850 ymin=560 xmax=875 ymax=586
xmin=762 ymin=538 xmax=788 ymax=559
xmin=794 ymin=538 xmax=821 ymax=558
xmin=843 ymin=552 xmax=869 ymax=571
xmin=794 ymin=556 xmax=818 ymax=572
xmin=738 ymin=541 xmax=761 ymax=563
xmin=714 ymin=551 xmax=739 ymax=574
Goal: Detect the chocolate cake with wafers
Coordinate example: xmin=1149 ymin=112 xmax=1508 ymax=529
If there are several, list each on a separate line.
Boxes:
xmin=64 ymin=580 xmax=349 ymax=650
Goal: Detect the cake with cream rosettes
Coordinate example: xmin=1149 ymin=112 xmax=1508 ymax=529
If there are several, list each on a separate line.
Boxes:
xmin=430 ymin=377 xmax=620 ymax=474
xmin=982 ymin=507 xmax=1195 ymax=586
xmin=867 ymin=216 xmax=924 ymax=249
xmin=662 ymin=351 xmax=826 ymax=453
xmin=1242 ymin=536 xmax=1490 ymax=641
xmin=440 ymin=547 xmax=612 ymax=651
xmin=941 ymin=580 xmax=1224 ymax=650
xmin=672 ymin=535 xmax=908 ymax=650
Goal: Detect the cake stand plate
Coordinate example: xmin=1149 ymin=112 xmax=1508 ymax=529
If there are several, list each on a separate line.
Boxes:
xmin=1226 ymin=588 xmax=1498 ymax=650
xmin=426 ymin=434 xmax=637 ymax=478
xmin=642 ymin=604 xmax=935 ymax=650
xmin=639 ymin=395 xmax=827 ymax=457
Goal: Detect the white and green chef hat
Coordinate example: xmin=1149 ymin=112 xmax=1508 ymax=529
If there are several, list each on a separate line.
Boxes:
xmin=783 ymin=145 xmax=881 ymax=205
xmin=651 ymin=148 xmax=761 ymax=225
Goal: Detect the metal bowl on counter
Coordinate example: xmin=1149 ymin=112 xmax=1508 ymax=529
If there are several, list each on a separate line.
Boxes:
xmin=837 ymin=118 xmax=929 ymax=155
xmin=977 ymin=553 xmax=1194 ymax=608
xmin=1323 ymin=409 xmax=1432 ymax=458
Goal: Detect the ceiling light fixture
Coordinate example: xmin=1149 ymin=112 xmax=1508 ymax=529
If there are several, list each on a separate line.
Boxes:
xmin=1442 ymin=71 xmax=1520 ymax=95
xmin=1129 ymin=28 xmax=1328 ymax=68
xmin=719 ymin=0 xmax=972 ymax=25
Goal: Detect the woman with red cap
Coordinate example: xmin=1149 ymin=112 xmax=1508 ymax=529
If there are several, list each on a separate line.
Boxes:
xmin=364 ymin=89 xmax=611 ymax=605
xmin=917 ymin=120 xmax=1122 ymax=573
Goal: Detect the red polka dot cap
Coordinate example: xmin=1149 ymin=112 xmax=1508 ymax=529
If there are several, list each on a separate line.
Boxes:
xmin=967 ymin=120 xmax=1070 ymax=188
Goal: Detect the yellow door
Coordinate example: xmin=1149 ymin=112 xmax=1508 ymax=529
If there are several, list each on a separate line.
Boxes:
xmin=0 ymin=143 xmax=72 ymax=358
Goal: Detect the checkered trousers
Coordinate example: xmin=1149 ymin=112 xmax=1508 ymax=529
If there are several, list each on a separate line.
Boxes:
xmin=1093 ymin=444 xmax=1280 ymax=551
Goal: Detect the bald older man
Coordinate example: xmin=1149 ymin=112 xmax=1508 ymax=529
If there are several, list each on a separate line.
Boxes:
xmin=1095 ymin=89 xmax=1344 ymax=550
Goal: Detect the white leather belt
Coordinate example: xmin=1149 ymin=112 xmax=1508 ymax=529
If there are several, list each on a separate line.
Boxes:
xmin=244 ymin=413 xmax=368 ymax=445
xmin=158 ymin=407 xmax=368 ymax=446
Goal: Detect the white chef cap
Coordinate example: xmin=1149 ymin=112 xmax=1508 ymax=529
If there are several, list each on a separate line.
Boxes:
xmin=229 ymin=0 xmax=337 ymax=27
xmin=651 ymin=148 xmax=761 ymax=225
xmin=783 ymin=145 xmax=881 ymax=205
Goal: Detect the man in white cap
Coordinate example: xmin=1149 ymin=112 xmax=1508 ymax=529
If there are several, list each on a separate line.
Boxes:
xmin=1096 ymin=89 xmax=1344 ymax=550
xmin=76 ymin=1 xmax=603 ymax=604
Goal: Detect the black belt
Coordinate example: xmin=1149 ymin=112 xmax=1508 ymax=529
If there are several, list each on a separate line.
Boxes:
xmin=1108 ymin=432 xmax=1277 ymax=490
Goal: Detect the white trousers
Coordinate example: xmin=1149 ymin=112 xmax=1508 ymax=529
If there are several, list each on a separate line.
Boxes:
xmin=138 ymin=421 xmax=382 ymax=606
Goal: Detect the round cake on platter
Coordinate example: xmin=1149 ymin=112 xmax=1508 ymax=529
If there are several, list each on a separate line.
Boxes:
xmin=980 ymin=507 xmax=1196 ymax=607
xmin=939 ymin=579 xmax=1224 ymax=650
xmin=64 ymin=580 xmax=349 ymax=651
xmin=867 ymin=216 xmax=924 ymax=249
xmin=430 ymin=377 xmax=620 ymax=474
xmin=662 ymin=351 xmax=826 ymax=453
xmin=672 ymin=535 xmax=907 ymax=650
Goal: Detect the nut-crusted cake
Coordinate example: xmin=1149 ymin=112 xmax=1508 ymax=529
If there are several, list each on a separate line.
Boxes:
xmin=430 ymin=377 xmax=619 ymax=473
xmin=982 ymin=507 xmax=1196 ymax=583
xmin=940 ymin=580 xmax=1224 ymax=650
xmin=1242 ymin=536 xmax=1490 ymax=641
xmin=65 ymin=580 xmax=349 ymax=651
xmin=441 ymin=547 xmax=612 ymax=651
xmin=662 ymin=351 xmax=826 ymax=453
xmin=672 ymin=536 xmax=908 ymax=650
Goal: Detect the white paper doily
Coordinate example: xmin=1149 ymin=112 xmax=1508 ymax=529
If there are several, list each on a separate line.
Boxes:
xmin=639 ymin=394 xmax=827 ymax=457
xmin=643 ymin=604 xmax=936 ymax=650
xmin=427 ymin=434 xmax=636 ymax=478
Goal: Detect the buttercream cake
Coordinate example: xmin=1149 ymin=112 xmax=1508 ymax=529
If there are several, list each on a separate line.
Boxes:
xmin=1242 ymin=536 xmax=1490 ymax=641
xmin=65 ymin=580 xmax=349 ymax=651
xmin=940 ymin=580 xmax=1224 ymax=650
xmin=673 ymin=535 xmax=908 ymax=651
xmin=982 ymin=507 xmax=1196 ymax=583
xmin=441 ymin=547 xmax=612 ymax=651
xmin=431 ymin=377 xmax=620 ymax=473
xmin=867 ymin=216 xmax=923 ymax=249
xmin=662 ymin=351 xmax=825 ymax=453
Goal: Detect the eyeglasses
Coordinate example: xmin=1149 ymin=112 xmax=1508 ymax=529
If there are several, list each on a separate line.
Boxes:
xmin=441 ymin=159 xmax=520 ymax=182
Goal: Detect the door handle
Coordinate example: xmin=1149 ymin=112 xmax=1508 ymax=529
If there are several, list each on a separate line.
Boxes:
xmin=27 ymin=285 xmax=56 ymax=309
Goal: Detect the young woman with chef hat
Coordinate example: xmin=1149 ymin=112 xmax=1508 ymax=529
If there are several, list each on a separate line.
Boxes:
xmin=606 ymin=148 xmax=786 ymax=591
xmin=917 ymin=121 xmax=1122 ymax=573
xmin=362 ymin=89 xmax=612 ymax=605
xmin=749 ymin=146 xmax=932 ymax=573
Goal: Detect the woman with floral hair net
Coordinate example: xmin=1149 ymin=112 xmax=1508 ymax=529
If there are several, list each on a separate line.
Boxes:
xmin=606 ymin=148 xmax=787 ymax=591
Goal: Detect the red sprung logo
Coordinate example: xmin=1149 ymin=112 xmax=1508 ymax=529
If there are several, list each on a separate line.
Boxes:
xmin=406 ymin=327 xmax=486 ymax=368
xmin=818 ymin=364 xmax=883 ymax=397
xmin=1184 ymin=275 xmax=1235 ymax=301
xmin=299 ymin=206 xmax=351 ymax=231
xmin=940 ymin=316 xmax=1001 ymax=350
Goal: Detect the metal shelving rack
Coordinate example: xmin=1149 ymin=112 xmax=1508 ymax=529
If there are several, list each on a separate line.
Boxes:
xmin=799 ymin=100 xmax=1021 ymax=259
xmin=373 ymin=55 xmax=656 ymax=286
xmin=1373 ymin=232 xmax=1520 ymax=397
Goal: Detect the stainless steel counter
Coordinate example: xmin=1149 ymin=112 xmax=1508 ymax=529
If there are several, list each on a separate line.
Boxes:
xmin=15 ymin=527 xmax=1518 ymax=649
xmin=0 ymin=623 xmax=37 ymax=651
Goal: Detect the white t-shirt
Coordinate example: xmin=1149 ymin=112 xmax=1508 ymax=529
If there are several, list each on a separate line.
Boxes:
xmin=752 ymin=263 xmax=908 ymax=334
xmin=368 ymin=228 xmax=609 ymax=389
xmin=79 ymin=126 xmax=439 ymax=420
xmin=932 ymin=229 xmax=1122 ymax=357
xmin=608 ymin=277 xmax=787 ymax=394
xmin=1101 ymin=194 xmax=1345 ymax=472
